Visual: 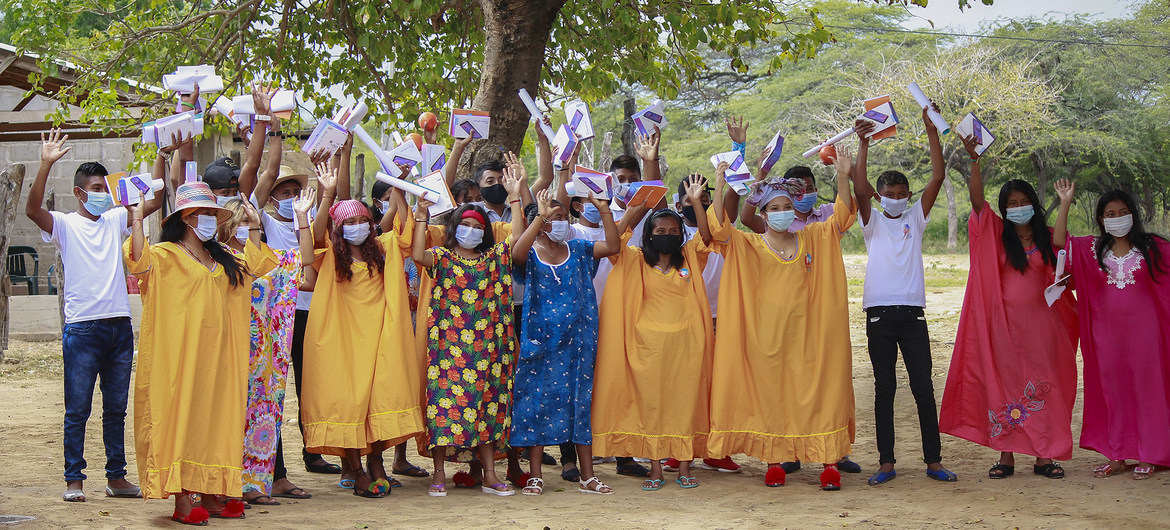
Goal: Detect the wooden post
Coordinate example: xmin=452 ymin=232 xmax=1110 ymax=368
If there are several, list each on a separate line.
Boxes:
xmin=599 ymin=132 xmax=613 ymax=169
xmin=354 ymin=154 xmax=366 ymax=202
xmin=0 ymin=163 xmax=28 ymax=357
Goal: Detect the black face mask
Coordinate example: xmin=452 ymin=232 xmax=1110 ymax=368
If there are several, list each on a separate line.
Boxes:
xmin=681 ymin=205 xmax=697 ymax=224
xmin=649 ymin=234 xmax=683 ymax=255
xmin=481 ymin=183 xmax=508 ymax=205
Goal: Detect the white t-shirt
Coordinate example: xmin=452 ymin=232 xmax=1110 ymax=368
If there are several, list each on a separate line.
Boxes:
xmin=860 ymin=201 xmax=929 ymax=309
xmin=252 ymin=195 xmax=312 ymax=310
xmin=41 ymin=209 xmax=132 ymax=324
xmin=684 ymin=224 xmax=722 ymax=318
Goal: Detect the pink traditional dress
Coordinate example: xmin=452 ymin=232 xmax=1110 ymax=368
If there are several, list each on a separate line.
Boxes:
xmin=939 ymin=208 xmax=1079 ymax=459
xmin=1068 ymin=235 xmax=1170 ymax=466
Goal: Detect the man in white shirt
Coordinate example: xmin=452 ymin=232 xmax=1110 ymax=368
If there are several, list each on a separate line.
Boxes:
xmin=25 ymin=130 xmax=166 ymax=502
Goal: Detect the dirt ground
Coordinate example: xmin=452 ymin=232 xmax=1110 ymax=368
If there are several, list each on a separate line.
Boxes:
xmin=0 ymin=254 xmax=1166 ymax=529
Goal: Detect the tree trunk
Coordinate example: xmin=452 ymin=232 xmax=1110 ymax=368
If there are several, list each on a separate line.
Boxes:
xmin=599 ymin=131 xmax=613 ymax=170
xmin=0 ymin=163 xmax=28 ymax=356
xmin=620 ymin=97 xmax=637 ymax=159
xmin=1031 ymin=150 xmax=1050 ymax=214
xmin=459 ymin=0 xmax=566 ymax=180
xmin=354 ymin=154 xmax=366 ymax=202
xmin=944 ymin=174 xmax=958 ymax=251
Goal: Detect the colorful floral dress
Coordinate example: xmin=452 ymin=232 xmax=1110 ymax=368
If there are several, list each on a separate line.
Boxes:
xmin=242 ymin=248 xmax=300 ymax=495
xmin=423 ymin=243 xmax=515 ymax=458
xmin=511 ymin=240 xmax=598 ymax=447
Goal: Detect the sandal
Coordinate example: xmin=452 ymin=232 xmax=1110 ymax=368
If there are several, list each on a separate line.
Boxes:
xmin=206 ymin=498 xmax=246 ymax=519
xmin=506 ymin=471 xmax=531 ymax=488
xmin=1093 ymin=461 xmax=1126 ymax=478
xmin=243 ymin=494 xmax=281 ymax=506
xmin=820 ymin=465 xmax=842 ymax=491
xmin=370 ymin=478 xmax=392 ymax=495
xmin=481 ymin=482 xmax=516 ymax=496
xmin=641 ymin=478 xmax=663 ymax=491
xmin=988 ymin=463 xmax=1015 ymax=479
xmin=675 ymin=475 xmax=700 ymax=489
xmin=578 ymin=476 xmax=614 ymax=495
xmin=765 ymin=465 xmax=786 ymax=487
xmin=521 ymin=477 xmax=544 ymax=496
xmin=926 ymin=467 xmax=958 ymax=482
xmin=172 ymin=507 xmax=210 ymax=526
xmin=352 ymin=481 xmax=385 ymax=499
xmin=271 ymin=487 xmax=311 ymax=499
xmin=867 ymin=469 xmax=896 ymax=486
xmin=392 ymin=464 xmax=430 ymax=478
xmin=427 ymin=484 xmax=447 ymax=497
xmin=561 ymin=463 xmax=581 ymax=482
xmin=337 ymin=478 xmax=356 ymax=489
xmin=305 ymin=460 xmax=342 ymax=474
xmin=1133 ymin=465 xmax=1154 ymax=480
xmin=1033 ymin=462 xmax=1064 ymax=479
xmin=62 ymin=489 xmax=86 ymax=502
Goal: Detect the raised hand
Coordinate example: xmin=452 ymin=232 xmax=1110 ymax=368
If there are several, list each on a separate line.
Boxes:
xmin=725 ymin=116 xmax=749 ymax=144
xmin=504 ymin=151 xmax=528 ymax=181
xmin=181 ymin=83 xmax=200 ymax=111
xmin=684 ymin=173 xmax=708 ymax=204
xmin=160 ymin=131 xmax=193 ymax=155
xmin=535 ymin=189 xmax=554 ymax=219
xmin=713 ymin=161 xmax=730 ymax=192
xmin=293 ymin=187 xmax=317 ymax=214
xmin=853 ymin=118 xmax=876 ymax=140
xmin=587 ymin=190 xmax=612 ymax=214
xmin=501 ymin=162 xmax=525 ymax=200
xmin=453 ymin=133 xmax=474 ymax=151
xmin=236 ymin=123 xmax=252 ymax=148
xmin=40 ymin=128 xmax=71 ymax=163
xmin=921 ymin=99 xmax=941 ymax=134
xmin=634 ymin=131 xmax=660 ymax=161
xmin=309 ymin=148 xmax=332 ymax=167
xmin=415 ymin=197 xmax=434 ymax=217
xmin=315 ymin=160 xmax=338 ymax=194
xmin=1054 ymin=179 xmax=1075 ymax=204
xmin=830 ymin=144 xmax=853 ymax=175
xmin=252 ymin=82 xmax=277 ymax=116
xmin=241 ymin=199 xmax=262 ymax=226
xmin=960 ymin=134 xmax=981 ymax=160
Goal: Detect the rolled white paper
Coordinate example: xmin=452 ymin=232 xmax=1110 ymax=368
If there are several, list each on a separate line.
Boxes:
xmin=1055 ymin=249 xmax=1066 ymax=279
xmin=908 ymin=82 xmax=950 ymax=135
xmin=518 ymin=88 xmax=557 ymax=140
xmin=353 ymin=125 xmax=397 ymax=174
xmin=802 ymin=127 xmax=855 ymax=158
xmin=375 ymin=172 xmax=440 ymax=203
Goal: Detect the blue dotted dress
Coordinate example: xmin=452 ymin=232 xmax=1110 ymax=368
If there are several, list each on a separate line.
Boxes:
xmin=511 ymin=238 xmax=598 ymax=447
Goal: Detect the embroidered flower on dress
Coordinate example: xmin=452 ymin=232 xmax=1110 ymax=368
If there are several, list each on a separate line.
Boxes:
xmin=1105 ymin=248 xmax=1143 ymax=289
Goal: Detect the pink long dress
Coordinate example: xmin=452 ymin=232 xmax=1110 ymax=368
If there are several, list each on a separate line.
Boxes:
xmin=940 ymin=208 xmax=1079 ymax=459
xmin=1068 ymin=235 xmax=1170 ymax=466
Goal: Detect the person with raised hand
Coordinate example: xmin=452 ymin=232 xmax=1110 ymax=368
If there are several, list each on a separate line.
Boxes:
xmin=938 ymin=136 xmax=1079 ymax=481
xmin=124 ymin=178 xmax=274 ymax=524
xmin=1053 ymin=179 xmax=1170 ymax=480
xmin=298 ymin=160 xmax=424 ymax=499
xmin=411 ymin=163 xmax=526 ymax=498
xmin=591 ymin=174 xmax=715 ymax=492
xmin=510 ymin=189 xmax=620 ymax=496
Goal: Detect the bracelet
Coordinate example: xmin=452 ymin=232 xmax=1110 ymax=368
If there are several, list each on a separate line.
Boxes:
xmin=254 ymin=115 xmax=271 ymax=122
xmin=180 ymin=101 xmax=195 ymax=109
xmin=414 ymin=218 xmax=428 ymax=222
xmin=509 ymin=199 xmax=521 ymax=204
xmin=296 ymin=226 xmax=309 ymax=231
xmin=599 ymin=211 xmax=614 ymax=216
xmin=970 ymin=158 xmax=979 ymax=162
xmin=249 ymin=228 xmax=262 ymax=231
xmin=267 ymin=130 xmax=284 ymax=138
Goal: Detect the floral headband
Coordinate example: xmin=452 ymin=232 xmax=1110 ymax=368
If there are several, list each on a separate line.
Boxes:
xmin=746 ymin=177 xmax=807 ymax=208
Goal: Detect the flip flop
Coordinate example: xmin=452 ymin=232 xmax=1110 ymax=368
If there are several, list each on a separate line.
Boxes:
xmin=271 ymin=487 xmax=311 ymax=499
xmin=452 ymin=471 xmax=481 ymax=489
xmin=641 ymin=479 xmax=663 ymax=491
xmin=105 ymin=485 xmax=142 ymax=498
xmin=392 ymin=464 xmax=430 ymax=478
xmin=867 ymin=469 xmax=896 ymax=486
xmin=481 ymin=483 xmax=516 ymax=496
xmin=926 ymin=467 xmax=958 ymax=482
xmin=675 ymin=475 xmax=700 ymax=489
xmin=427 ymin=484 xmax=447 ymax=497
xmin=337 ymin=478 xmax=356 ymax=489
xmin=243 ymin=494 xmax=281 ymax=506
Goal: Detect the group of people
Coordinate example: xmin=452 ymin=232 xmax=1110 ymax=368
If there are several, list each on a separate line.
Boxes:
xmin=28 ymin=85 xmax=1169 ymax=525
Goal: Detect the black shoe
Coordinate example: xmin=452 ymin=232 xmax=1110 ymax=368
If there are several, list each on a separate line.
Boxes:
xmin=616 ymin=461 xmax=650 ymax=477
xmin=541 ymin=452 xmax=557 ymax=466
xmin=561 ymin=464 xmax=581 ymax=482
xmin=305 ymin=459 xmax=342 ymax=474
xmin=780 ymin=461 xmax=801 ymax=473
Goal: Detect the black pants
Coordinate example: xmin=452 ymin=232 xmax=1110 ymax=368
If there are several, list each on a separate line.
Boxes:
xmin=291 ymin=309 xmax=323 ymax=466
xmin=866 ymin=305 xmax=941 ymax=465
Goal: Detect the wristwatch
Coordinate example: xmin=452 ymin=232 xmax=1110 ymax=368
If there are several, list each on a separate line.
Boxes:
xmin=267 ymin=130 xmax=284 ymax=138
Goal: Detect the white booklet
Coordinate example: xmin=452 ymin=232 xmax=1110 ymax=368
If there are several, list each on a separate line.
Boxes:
xmin=162 ymin=65 xmax=224 ymax=94
xmin=564 ymin=100 xmax=595 ymax=140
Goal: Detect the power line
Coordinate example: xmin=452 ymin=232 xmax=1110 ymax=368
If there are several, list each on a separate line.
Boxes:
xmin=823 ymin=24 xmax=1170 ymax=51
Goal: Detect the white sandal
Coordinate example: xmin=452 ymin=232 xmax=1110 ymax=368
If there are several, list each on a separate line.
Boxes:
xmin=521 ymin=477 xmax=544 ymax=496
xmin=62 ymin=489 xmax=86 ymax=502
xmin=578 ymin=476 xmax=614 ymax=495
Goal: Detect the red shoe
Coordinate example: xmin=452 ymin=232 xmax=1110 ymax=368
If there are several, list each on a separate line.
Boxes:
xmin=208 ymin=498 xmax=246 ymax=518
xmin=701 ymin=456 xmax=742 ymax=473
xmin=172 ymin=506 xmax=209 ymax=526
xmin=507 ymin=471 xmax=531 ymax=488
xmin=820 ymin=465 xmax=842 ymax=491
xmin=452 ymin=471 xmax=480 ymax=488
xmin=663 ymin=458 xmax=681 ymax=472
xmin=765 ymin=465 xmax=786 ymax=487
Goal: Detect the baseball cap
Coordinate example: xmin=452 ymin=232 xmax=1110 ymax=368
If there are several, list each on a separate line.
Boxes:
xmin=203 ymin=157 xmax=241 ymax=190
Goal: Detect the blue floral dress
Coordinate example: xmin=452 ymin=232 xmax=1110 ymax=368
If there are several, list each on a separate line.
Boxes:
xmin=511 ymin=239 xmax=599 ymax=447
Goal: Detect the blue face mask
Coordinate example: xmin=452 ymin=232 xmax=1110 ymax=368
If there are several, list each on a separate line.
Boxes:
xmin=766 ymin=210 xmax=796 ymax=232
xmin=81 ymin=190 xmax=113 ymax=216
xmin=1005 ymin=205 xmax=1034 ymax=226
xmin=581 ymin=203 xmax=602 ymax=224
xmin=275 ymin=198 xmax=295 ymax=219
xmin=793 ymin=193 xmax=817 ymax=213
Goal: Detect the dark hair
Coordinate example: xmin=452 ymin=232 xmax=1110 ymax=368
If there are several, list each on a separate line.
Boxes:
xmin=609 ymin=155 xmax=641 ymax=176
xmin=370 ymin=181 xmax=392 ymax=203
xmin=330 ymin=219 xmax=386 ymax=282
xmin=875 ymin=170 xmax=909 ymax=192
xmin=444 ymin=203 xmax=496 ymax=253
xmin=451 ymin=178 xmax=479 ymax=204
xmin=641 ymin=209 xmax=685 ymax=270
xmin=524 ymin=200 xmax=563 ymax=224
xmin=473 ymin=160 xmax=506 ymax=185
xmin=782 ymin=166 xmax=815 ymax=185
xmin=1093 ymin=189 xmax=1164 ymax=280
xmin=998 ymin=180 xmax=1056 ymax=273
xmin=74 ymin=162 xmax=108 ymax=188
xmin=161 ymin=212 xmax=248 ymax=287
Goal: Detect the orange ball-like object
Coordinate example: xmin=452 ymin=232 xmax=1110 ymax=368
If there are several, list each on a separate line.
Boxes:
xmin=418 ymin=112 xmax=438 ymax=132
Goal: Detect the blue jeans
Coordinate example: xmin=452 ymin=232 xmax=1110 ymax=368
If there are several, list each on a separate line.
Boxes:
xmin=62 ymin=317 xmax=134 ymax=483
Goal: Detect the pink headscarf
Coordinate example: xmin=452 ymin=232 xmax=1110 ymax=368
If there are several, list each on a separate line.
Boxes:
xmin=329 ymin=199 xmax=367 ymax=225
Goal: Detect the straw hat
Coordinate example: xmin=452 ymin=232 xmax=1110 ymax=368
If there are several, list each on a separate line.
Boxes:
xmin=274 ymin=165 xmax=310 ymax=189
xmin=164 ymin=181 xmax=233 ymax=223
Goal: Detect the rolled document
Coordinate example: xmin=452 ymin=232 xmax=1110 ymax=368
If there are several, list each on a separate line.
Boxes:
xmin=518 ymin=88 xmax=557 ymax=140
xmin=802 ymin=127 xmax=855 ymax=158
xmin=1055 ymin=249 xmax=1066 ymax=279
xmin=375 ymin=172 xmax=440 ymax=203
xmin=908 ymin=82 xmax=950 ymax=135
xmin=353 ymin=124 xmax=396 ymax=174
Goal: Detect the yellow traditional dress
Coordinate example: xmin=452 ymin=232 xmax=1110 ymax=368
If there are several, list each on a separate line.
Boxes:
xmin=125 ymin=240 xmax=274 ymax=499
xmin=301 ymin=227 xmax=424 ymax=456
xmin=705 ymin=196 xmax=857 ymax=464
xmin=591 ymin=233 xmax=714 ymax=459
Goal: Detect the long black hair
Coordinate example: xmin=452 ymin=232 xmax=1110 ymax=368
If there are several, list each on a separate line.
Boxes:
xmin=641 ymin=209 xmax=685 ymax=270
xmin=161 ymin=211 xmax=247 ymax=287
xmin=1093 ymin=189 xmax=1165 ymax=280
xmin=444 ymin=203 xmax=495 ymax=253
xmin=998 ymin=180 xmax=1056 ymax=273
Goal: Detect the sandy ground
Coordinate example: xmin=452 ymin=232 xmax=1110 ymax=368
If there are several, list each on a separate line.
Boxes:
xmin=1 ymin=254 xmax=1167 ymax=529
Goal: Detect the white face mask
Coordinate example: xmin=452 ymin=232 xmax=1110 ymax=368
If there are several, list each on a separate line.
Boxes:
xmin=234 ymin=226 xmax=250 ymax=243
xmin=546 ymin=220 xmax=570 ymax=243
xmin=381 ymin=200 xmax=391 ymax=213
xmin=191 ymin=215 xmax=218 ymax=242
xmin=215 ymin=194 xmax=238 ymax=207
xmin=275 ymin=197 xmax=295 ymax=219
xmin=880 ymin=196 xmax=909 ymax=217
xmin=1103 ymin=214 xmax=1133 ymax=238
xmin=342 ymin=223 xmax=371 ymax=245
xmin=455 ymin=224 xmax=484 ymax=249
xmin=766 ymin=210 xmax=795 ymax=232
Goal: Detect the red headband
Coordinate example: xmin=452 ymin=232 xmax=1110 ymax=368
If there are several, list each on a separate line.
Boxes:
xmin=460 ymin=209 xmax=487 ymax=226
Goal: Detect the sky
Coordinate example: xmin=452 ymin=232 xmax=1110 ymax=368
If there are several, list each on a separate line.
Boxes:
xmin=902 ymin=0 xmax=1135 ymax=31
